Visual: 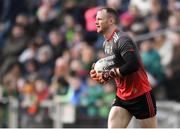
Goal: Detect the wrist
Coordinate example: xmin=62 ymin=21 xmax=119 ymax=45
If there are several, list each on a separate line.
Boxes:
xmin=102 ymin=71 xmax=110 ymax=81
xmin=114 ymin=68 xmax=122 ymax=77
xmin=101 ymin=68 xmax=122 ymax=81
xmin=109 ymin=68 xmax=122 ymax=78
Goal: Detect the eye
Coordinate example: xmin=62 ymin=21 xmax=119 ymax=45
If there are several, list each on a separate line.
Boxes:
xmin=96 ymin=17 xmax=103 ymax=21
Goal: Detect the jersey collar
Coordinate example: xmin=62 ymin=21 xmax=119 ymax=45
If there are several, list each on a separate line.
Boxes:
xmin=106 ymin=28 xmax=119 ymax=42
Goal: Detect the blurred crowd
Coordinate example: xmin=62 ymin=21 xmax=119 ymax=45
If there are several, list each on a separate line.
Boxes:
xmin=0 ymin=0 xmax=179 ymax=128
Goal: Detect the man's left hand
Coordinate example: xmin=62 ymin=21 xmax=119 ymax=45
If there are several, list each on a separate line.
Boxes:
xmin=99 ymin=68 xmax=120 ymax=83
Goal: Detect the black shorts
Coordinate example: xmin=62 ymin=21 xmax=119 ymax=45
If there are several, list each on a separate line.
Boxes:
xmin=112 ymin=91 xmax=157 ymax=119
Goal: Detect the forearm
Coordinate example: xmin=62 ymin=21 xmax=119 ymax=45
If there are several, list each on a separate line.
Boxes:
xmin=119 ymin=51 xmax=139 ymax=76
xmin=101 ymin=52 xmax=140 ymax=82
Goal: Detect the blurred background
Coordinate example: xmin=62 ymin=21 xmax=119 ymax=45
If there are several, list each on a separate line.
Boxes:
xmin=0 ymin=0 xmax=179 ymax=128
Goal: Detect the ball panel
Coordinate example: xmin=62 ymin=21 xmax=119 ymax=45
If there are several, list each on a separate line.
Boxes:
xmin=94 ymin=58 xmax=109 ymax=73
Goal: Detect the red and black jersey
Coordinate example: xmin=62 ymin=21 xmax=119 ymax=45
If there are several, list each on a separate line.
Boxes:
xmin=102 ymin=29 xmax=151 ymax=100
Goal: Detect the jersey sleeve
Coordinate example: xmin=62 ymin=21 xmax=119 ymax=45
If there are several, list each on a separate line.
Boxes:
xmin=117 ymin=35 xmax=135 ymax=56
xmin=116 ymin=35 xmax=140 ymax=76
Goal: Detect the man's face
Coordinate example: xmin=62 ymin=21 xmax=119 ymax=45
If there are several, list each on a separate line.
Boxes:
xmin=95 ymin=10 xmax=109 ymax=33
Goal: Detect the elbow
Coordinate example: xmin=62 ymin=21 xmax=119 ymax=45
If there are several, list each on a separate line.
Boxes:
xmin=120 ymin=59 xmax=140 ymax=76
xmin=130 ymin=57 xmax=140 ymax=73
xmin=127 ymin=62 xmax=139 ymax=74
xmin=133 ymin=61 xmax=139 ymax=72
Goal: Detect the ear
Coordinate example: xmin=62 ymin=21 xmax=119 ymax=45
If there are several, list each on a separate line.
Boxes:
xmin=110 ymin=18 xmax=115 ymax=25
xmin=110 ymin=19 xmax=113 ymax=23
xmin=108 ymin=17 xmax=113 ymax=24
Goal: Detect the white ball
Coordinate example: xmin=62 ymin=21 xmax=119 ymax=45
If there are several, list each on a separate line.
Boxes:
xmin=94 ymin=58 xmax=109 ymax=73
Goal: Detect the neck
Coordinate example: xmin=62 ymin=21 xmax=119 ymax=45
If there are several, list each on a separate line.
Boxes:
xmin=103 ymin=25 xmax=118 ymax=41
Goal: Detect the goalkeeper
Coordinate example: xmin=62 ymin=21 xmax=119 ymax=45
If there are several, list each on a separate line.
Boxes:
xmin=90 ymin=7 xmax=157 ymax=128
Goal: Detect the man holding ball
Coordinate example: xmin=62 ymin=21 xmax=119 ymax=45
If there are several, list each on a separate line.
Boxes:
xmin=90 ymin=7 xmax=157 ymax=128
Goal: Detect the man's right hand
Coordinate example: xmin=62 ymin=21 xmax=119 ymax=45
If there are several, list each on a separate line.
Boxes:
xmin=90 ymin=63 xmax=108 ymax=84
xmin=90 ymin=63 xmax=100 ymax=82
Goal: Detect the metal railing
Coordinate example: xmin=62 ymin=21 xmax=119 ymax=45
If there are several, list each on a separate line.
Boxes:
xmin=134 ymin=27 xmax=180 ymax=42
xmin=7 ymin=98 xmax=75 ymax=128
xmin=5 ymin=98 xmax=180 ymax=128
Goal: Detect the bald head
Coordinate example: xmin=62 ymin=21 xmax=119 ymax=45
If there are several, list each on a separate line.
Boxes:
xmin=98 ymin=7 xmax=119 ymax=25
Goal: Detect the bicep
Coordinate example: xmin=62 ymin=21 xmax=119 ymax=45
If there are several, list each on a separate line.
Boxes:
xmin=117 ymin=36 xmax=140 ymax=76
xmin=118 ymin=36 xmax=135 ymax=57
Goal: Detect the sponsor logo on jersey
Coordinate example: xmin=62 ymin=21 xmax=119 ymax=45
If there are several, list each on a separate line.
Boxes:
xmin=103 ymin=55 xmax=116 ymax=70
xmin=105 ymin=44 xmax=113 ymax=54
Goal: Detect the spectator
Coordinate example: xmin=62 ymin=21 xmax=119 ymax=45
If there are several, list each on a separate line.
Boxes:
xmin=23 ymin=59 xmax=39 ymax=82
xmin=79 ymin=45 xmax=96 ymax=80
xmin=68 ymin=72 xmax=86 ymax=106
xmin=140 ymin=39 xmax=166 ymax=99
xmin=0 ymin=24 xmax=29 ymax=76
xmin=129 ymin=0 xmax=151 ymax=16
xmin=60 ymin=14 xmax=79 ymax=46
xmin=35 ymin=45 xmax=53 ymax=83
xmin=149 ymin=0 xmax=169 ymax=26
xmin=168 ymin=14 xmax=179 ymax=30
xmin=164 ymin=30 xmax=180 ymax=101
xmin=49 ymin=57 xmax=70 ymax=97
xmin=48 ymin=30 xmax=67 ymax=60
xmin=140 ymin=39 xmax=164 ymax=85
xmin=80 ymin=77 xmax=103 ymax=117
xmin=0 ymin=0 xmax=28 ymax=22
xmin=84 ymin=6 xmax=99 ymax=44
xmin=35 ymin=4 xmax=59 ymax=33
xmin=99 ymin=83 xmax=115 ymax=121
xmin=19 ymin=40 xmax=39 ymax=63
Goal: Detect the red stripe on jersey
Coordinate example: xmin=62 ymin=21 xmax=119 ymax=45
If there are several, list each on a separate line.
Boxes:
xmin=107 ymin=28 xmax=119 ymax=42
xmin=146 ymin=92 xmax=155 ymax=117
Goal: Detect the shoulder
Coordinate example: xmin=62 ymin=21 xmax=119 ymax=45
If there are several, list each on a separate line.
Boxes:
xmin=113 ymin=31 xmax=133 ymax=44
xmin=113 ymin=32 xmax=134 ymax=48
